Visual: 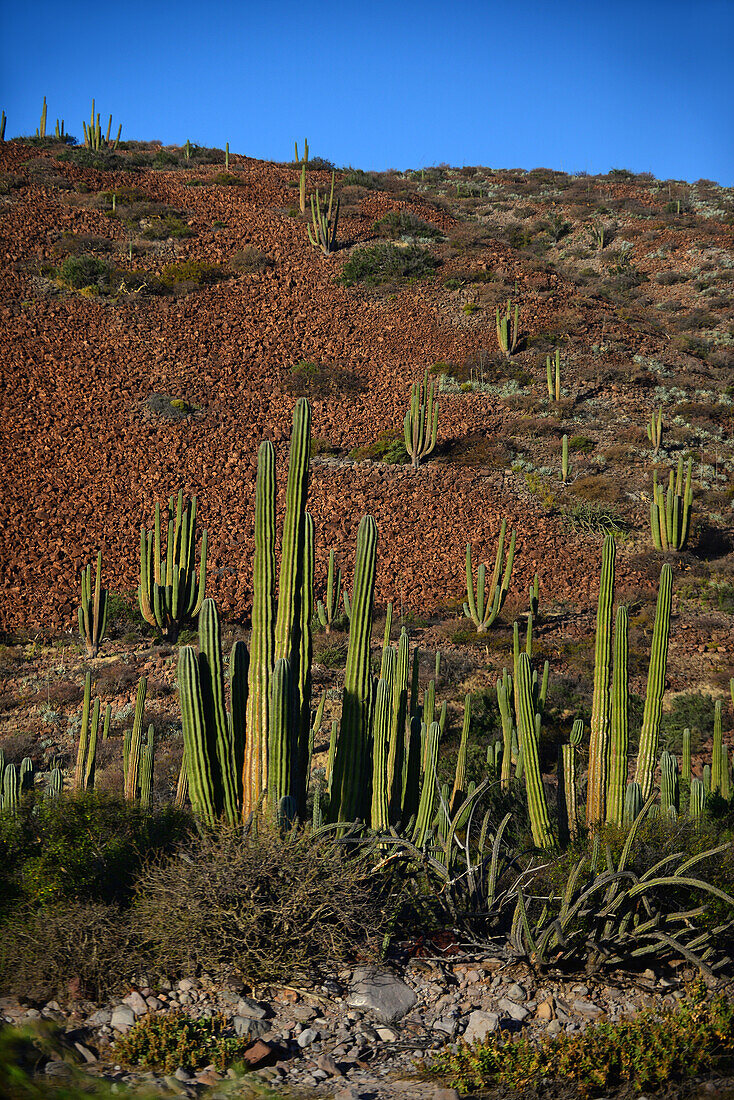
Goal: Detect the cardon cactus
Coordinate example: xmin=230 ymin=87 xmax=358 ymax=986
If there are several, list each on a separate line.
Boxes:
xmin=78 ymin=551 xmax=108 ymax=657
xmin=650 ymin=456 xmax=693 ymax=551
xmin=307 ymin=172 xmax=340 ymax=255
xmin=516 ymin=653 xmax=554 ymax=849
xmin=464 ymin=519 xmax=516 ymax=633
xmin=123 ymin=677 xmax=148 ymax=803
xmin=547 ymin=350 xmax=560 ymax=401
xmin=403 ymin=371 xmax=438 ymax=471
xmin=317 ymin=549 xmax=342 ymax=634
xmin=605 ymin=604 xmax=629 ymax=827
xmin=587 ymin=535 xmax=616 ymax=827
xmin=711 ymin=699 xmax=723 ymax=795
xmin=647 ymin=408 xmax=663 ymax=455
xmin=328 ymin=515 xmax=378 ymax=823
xmin=496 ymin=299 xmax=520 ymax=357
xmin=139 ymin=490 xmax=208 ymax=642
xmin=634 ymin=563 xmax=673 ymax=799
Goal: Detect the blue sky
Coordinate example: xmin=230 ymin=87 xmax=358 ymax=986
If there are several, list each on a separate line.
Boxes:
xmin=2 ymin=0 xmax=732 ymax=184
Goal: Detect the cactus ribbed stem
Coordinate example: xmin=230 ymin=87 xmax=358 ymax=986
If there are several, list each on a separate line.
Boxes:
xmin=387 ymin=629 xmax=409 ymax=821
xmin=199 ymin=598 xmax=241 ymax=822
xmin=403 ymin=371 xmax=439 ymax=471
xmin=587 ymin=535 xmax=616 ymax=827
xmin=328 ymin=515 xmax=377 ymax=823
xmin=517 ymin=653 xmax=554 ymax=848
xmin=634 ymin=563 xmax=673 ymax=799
xmin=660 ymin=750 xmax=679 ymax=817
xmin=79 ymin=551 xmax=108 ymax=658
xmin=464 ymin=520 xmax=515 ymax=633
xmin=711 ymin=700 xmax=723 ymax=794
xmin=267 ymin=658 xmax=291 ymax=813
xmin=178 ymin=647 xmax=218 ymax=824
xmin=317 ymin=549 xmax=342 ymax=634
xmin=606 ymin=604 xmax=629 ymax=826
xmin=450 ymin=695 xmax=471 ymax=814
xmin=682 ymin=727 xmax=691 ymax=782
xmin=124 ymin=677 xmax=148 ymax=802
xmin=370 ymin=676 xmax=393 ymax=830
xmin=413 ymin=721 xmax=440 ymax=845
xmin=243 ymin=440 xmax=276 ymax=818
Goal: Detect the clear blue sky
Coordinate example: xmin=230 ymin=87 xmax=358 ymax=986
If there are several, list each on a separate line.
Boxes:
xmin=2 ymin=0 xmax=732 ymax=184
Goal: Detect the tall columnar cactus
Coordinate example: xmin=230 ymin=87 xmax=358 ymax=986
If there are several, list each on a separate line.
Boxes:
xmin=413 ymin=721 xmax=440 ymax=845
xmin=464 ymin=520 xmax=516 ymax=633
xmin=496 ymin=299 xmax=520 ymax=357
xmin=370 ymin=673 xmax=393 ymax=831
xmin=587 ymin=535 xmax=616 ymax=827
xmin=328 ymin=515 xmax=378 ymax=823
xmin=308 ymin=171 xmax=339 ymax=255
xmin=682 ymin=727 xmax=691 ymax=782
xmin=296 ymin=138 xmax=309 ymax=215
xmin=73 ymin=672 xmax=109 ymax=794
xmin=124 ymin=677 xmax=148 ymax=803
xmin=450 ymin=695 xmax=471 ymax=814
xmin=529 ymin=573 xmax=539 ymax=619
xmin=20 ymin=757 xmax=34 ymax=793
xmin=546 ymin=350 xmax=560 ymax=401
xmin=0 ymin=111 xmax=6 ymax=142
xmin=317 ymin=549 xmax=343 ymax=634
xmin=660 ymin=750 xmax=679 ymax=818
xmin=243 ymin=440 xmax=276 ymax=818
xmin=561 ymin=434 xmax=569 ymax=484
xmin=634 ymin=563 xmax=673 ymax=799
xmin=403 ymin=371 xmax=439 ymax=471
xmin=139 ymin=725 xmax=155 ymax=810
xmin=623 ymin=780 xmax=643 ymax=825
xmin=517 ymin=653 xmax=554 ymax=848
xmin=711 ymin=699 xmax=723 ymax=795
xmin=2 ymin=765 xmax=19 ymax=814
xmin=139 ymin=490 xmax=208 ymax=642
xmin=497 ymin=668 xmax=514 ymax=790
xmin=650 ymin=456 xmax=693 ymax=552
xmin=83 ymin=99 xmax=121 ymax=150
xmin=36 ymin=96 xmax=47 ymax=139
xmin=296 ymin=512 xmax=315 ymax=813
xmin=606 ymin=604 xmax=629 ymax=827
xmin=387 ymin=629 xmax=410 ymax=821
xmin=647 ymin=408 xmax=663 ymax=455
xmin=79 ymin=552 xmax=108 ymax=658
xmin=689 ymin=777 xmax=706 ymax=822
xmin=558 ymin=718 xmax=584 ymax=844
xmin=47 ymin=768 xmax=63 ymax=799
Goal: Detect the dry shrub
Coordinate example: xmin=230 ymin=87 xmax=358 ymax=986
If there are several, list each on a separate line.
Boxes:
xmin=133 ymin=823 xmax=395 ymax=984
xmin=0 ymin=901 xmax=132 ymax=1000
xmin=95 ymin=661 xmax=139 ymax=697
xmin=572 ymin=475 xmax=623 ymax=503
xmin=29 ymin=680 xmax=82 ymax=707
xmin=0 ymin=732 xmax=37 ymax=764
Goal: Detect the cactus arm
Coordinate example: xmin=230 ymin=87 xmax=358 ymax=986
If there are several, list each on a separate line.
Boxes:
xmin=586 ymin=534 xmax=616 ymax=827
xmin=199 ymin=598 xmax=240 ymax=822
xmin=606 ymin=604 xmax=629 ymax=826
xmin=634 ymin=563 xmax=673 ymax=799
xmin=517 ymin=653 xmax=554 ymax=848
xmin=178 ymin=647 xmax=217 ymax=824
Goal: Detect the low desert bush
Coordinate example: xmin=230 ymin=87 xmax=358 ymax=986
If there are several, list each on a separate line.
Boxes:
xmin=349 ymin=429 xmax=409 ymax=464
xmin=372 ymin=210 xmax=442 ymax=240
xmin=131 ymin=822 xmax=395 ymax=984
xmin=339 ymin=242 xmax=440 ymax=286
xmin=115 ymin=1010 xmax=249 ymax=1074
xmin=55 ymin=254 xmax=111 ymax=290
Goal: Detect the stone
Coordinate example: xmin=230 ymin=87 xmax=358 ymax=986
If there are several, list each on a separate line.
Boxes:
xmin=463 ymin=1010 xmax=499 ymax=1042
xmin=235 ymin=997 xmax=268 ymax=1020
xmin=241 ymin=1040 xmax=276 ymax=1068
xmin=232 ymin=1016 xmax=270 ymax=1040
xmin=86 ymin=1008 xmax=112 ymax=1028
xmin=296 ymin=1027 xmax=319 ymax=1047
xmin=44 ymin=1061 xmax=72 ymax=1077
xmin=74 ymin=1042 xmax=97 ymax=1064
xmin=347 ymin=967 xmax=417 ymax=1024
xmin=174 ymin=1066 xmax=193 ymax=1081
xmin=376 ymin=1026 xmax=397 ymax=1041
xmin=497 ymin=998 xmax=529 ymax=1022
xmin=433 ymin=1017 xmax=458 ymax=1037
xmin=546 ymin=1019 xmax=562 ymax=1036
xmin=506 ymin=983 xmax=526 ymax=1001
xmin=178 ymin=979 xmax=196 ymax=992
xmin=573 ymin=999 xmax=604 ymax=1020
xmin=535 ymin=1000 xmax=554 ymax=1021
xmin=432 ymin=1090 xmax=461 ymax=1100
xmin=145 ymin=996 xmax=162 ymax=1011
xmin=316 ymin=1053 xmax=342 ymax=1077
xmin=110 ymin=1006 xmax=136 ymax=1033
xmin=122 ymin=991 xmax=148 ymax=1016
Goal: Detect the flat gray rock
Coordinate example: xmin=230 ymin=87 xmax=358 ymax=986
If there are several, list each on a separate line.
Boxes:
xmin=110 ymin=1005 xmax=136 ymax=1032
xmin=463 ymin=1009 xmax=499 ymax=1042
xmin=347 ymin=968 xmax=417 ymax=1024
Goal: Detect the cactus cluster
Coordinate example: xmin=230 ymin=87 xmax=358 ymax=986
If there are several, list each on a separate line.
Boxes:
xmin=496 ymin=300 xmax=520 ymax=357
xmin=139 ymin=490 xmax=208 ymax=642
xmin=464 ymin=519 xmax=516 ymax=633
xmin=82 ymin=99 xmax=121 ymax=151
xmin=78 ymin=551 xmax=108 ymax=657
xmin=650 ymin=456 xmax=693 ymax=552
xmin=403 ymin=371 xmax=438 ymax=471
xmin=308 ymin=171 xmax=339 ymax=255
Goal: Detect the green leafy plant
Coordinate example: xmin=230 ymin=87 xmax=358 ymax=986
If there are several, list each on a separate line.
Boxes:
xmin=339 ymin=242 xmax=439 ymax=286
xmin=115 ymin=1010 xmax=249 ymax=1074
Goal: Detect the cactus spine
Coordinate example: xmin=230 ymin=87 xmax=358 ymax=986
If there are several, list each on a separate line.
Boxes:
xmin=139 ymin=491 xmax=207 ymax=642
xmin=78 ymin=551 xmax=108 ymax=657
xmin=634 ymin=563 xmax=673 ymax=798
xmin=403 ymin=371 xmax=439 ymax=471
xmin=650 ymin=456 xmax=693 ymax=551
xmin=587 ymin=535 xmax=616 ymax=827
xmin=464 ymin=519 xmax=516 ymax=633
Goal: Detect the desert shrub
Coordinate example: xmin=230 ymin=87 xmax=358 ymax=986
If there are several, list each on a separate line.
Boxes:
xmin=660 ymin=692 xmax=717 ymax=752
xmin=431 ymin=984 xmax=734 ymax=1095
xmin=568 ymin=435 xmax=595 ymax=453
xmin=314 ymin=639 xmax=348 ymax=668
xmin=211 ymin=171 xmax=242 ymax=186
xmin=339 ymin=242 xmax=440 ymax=286
xmin=55 ymin=254 xmax=111 ymax=290
xmin=304 ymin=155 xmax=335 ymax=172
xmin=52 ymin=233 xmax=113 ymax=257
xmin=139 ymin=213 xmax=193 ymax=240
xmin=57 ymin=147 xmax=122 ymax=170
xmin=285 ymin=359 xmax=365 ymax=398
xmin=561 ymin=500 xmax=626 ymax=535
xmin=230 ymin=245 xmax=271 ymax=271
xmin=372 ymin=210 xmax=443 ymax=240
xmin=145 ymin=392 xmax=200 ymax=419
xmin=341 ymin=167 xmax=380 ymax=189
xmin=349 ymin=429 xmax=409 ymax=464
xmin=132 ymin=822 xmax=394 ymax=983
xmin=0 ymin=733 xmax=37 ymax=765
xmin=0 ymin=901 xmax=131 ymax=1001
xmin=0 ymin=791 xmax=190 ymax=914
xmin=150 ymin=260 xmax=230 ymax=294
xmin=571 ymin=474 xmax=623 ymax=503
xmin=115 ymin=1010 xmax=249 ymax=1074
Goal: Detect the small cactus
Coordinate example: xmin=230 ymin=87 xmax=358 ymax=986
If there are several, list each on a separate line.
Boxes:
xmin=546 ymin=350 xmax=560 ymax=401
xmin=650 ymin=456 xmax=693 ymax=552
xmin=403 ymin=371 xmax=438 ymax=471
xmin=464 ymin=519 xmax=516 ymax=633
xmin=496 ymin=299 xmax=520 ymax=357
xmin=317 ymin=549 xmax=343 ymax=634
xmin=139 ymin=490 xmax=208 ymax=642
xmin=647 ymin=408 xmax=663 ymax=455
xmin=307 ymin=171 xmax=339 ymax=255
xmin=78 ymin=551 xmax=108 ymax=657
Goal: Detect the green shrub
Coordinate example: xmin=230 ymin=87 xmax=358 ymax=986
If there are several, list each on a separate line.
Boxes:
xmin=139 ymin=213 xmax=193 ymax=240
xmin=339 ymin=242 xmax=440 ymax=286
xmin=115 ymin=1010 xmax=249 ymax=1074
xmin=211 ymin=171 xmax=242 ymax=186
xmin=349 ymin=429 xmax=409 ymax=464
xmin=0 ymin=791 xmax=190 ymax=913
xmin=342 ymin=167 xmax=380 ymax=189
xmin=568 ymin=435 xmax=595 ymax=452
xmin=430 ymin=984 xmax=734 ymax=1095
xmin=372 ymin=210 xmax=443 ymax=240
xmin=56 ymin=254 xmax=111 ymax=290
xmin=285 ymin=359 xmax=365 ymax=398
xmin=151 ymin=260 xmax=230 ymax=293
